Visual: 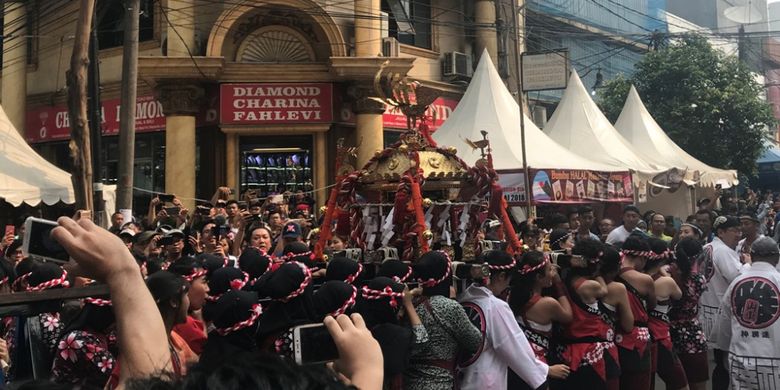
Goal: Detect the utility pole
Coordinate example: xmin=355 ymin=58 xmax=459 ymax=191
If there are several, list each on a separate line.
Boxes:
xmin=117 ymin=0 xmax=140 ymax=214
xmin=495 ymin=0 xmax=509 ymax=79
xmin=66 ymin=0 xmax=96 ymax=212
xmin=88 ymin=6 xmax=105 ymax=225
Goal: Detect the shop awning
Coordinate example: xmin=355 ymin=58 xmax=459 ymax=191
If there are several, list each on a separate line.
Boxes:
xmin=614 ymin=85 xmax=738 ymax=188
xmin=0 ymin=105 xmax=74 ymax=206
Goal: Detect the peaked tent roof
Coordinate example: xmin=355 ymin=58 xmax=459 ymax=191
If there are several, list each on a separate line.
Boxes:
xmin=543 ymin=71 xmax=660 ymax=173
xmin=614 ymin=86 xmax=738 ymax=188
xmin=0 ymin=105 xmax=74 ymax=206
xmin=433 ymin=51 xmax=622 ymax=172
xmin=758 ymin=142 xmax=780 ymax=165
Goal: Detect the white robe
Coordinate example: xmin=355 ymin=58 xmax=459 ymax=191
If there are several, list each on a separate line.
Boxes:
xmin=700 ymin=237 xmax=750 ymax=342
xmin=713 ymin=262 xmax=780 ymax=389
xmin=458 ymin=284 xmax=548 ymax=390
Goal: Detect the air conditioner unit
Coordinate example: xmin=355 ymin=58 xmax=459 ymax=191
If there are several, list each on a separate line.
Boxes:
xmin=442 ymin=52 xmax=472 ymax=78
xmin=382 ymin=37 xmax=400 ymax=57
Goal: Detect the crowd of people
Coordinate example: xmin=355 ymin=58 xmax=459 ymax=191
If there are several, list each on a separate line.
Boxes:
xmin=0 ymin=186 xmax=778 ymax=390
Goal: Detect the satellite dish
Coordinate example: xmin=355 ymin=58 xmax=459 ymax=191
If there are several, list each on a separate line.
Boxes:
xmin=724 ymin=5 xmax=764 ymax=24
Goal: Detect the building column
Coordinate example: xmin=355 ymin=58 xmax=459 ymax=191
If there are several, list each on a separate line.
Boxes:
xmin=166 ymin=0 xmax=195 ymax=57
xmin=351 ymin=85 xmax=385 ymax=168
xmin=314 ymin=132 xmax=327 ymax=208
xmin=2 ymin=1 xmax=27 ymax=134
xmin=225 ymin=133 xmax=238 ymax=192
xmin=157 ymin=82 xmax=204 ymax=210
xmin=475 ymin=0 xmax=498 ymax=63
xmin=354 ymin=0 xmax=381 ymax=56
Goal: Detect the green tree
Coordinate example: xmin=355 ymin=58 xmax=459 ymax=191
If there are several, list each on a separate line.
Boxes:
xmin=597 ymin=34 xmax=775 ymax=176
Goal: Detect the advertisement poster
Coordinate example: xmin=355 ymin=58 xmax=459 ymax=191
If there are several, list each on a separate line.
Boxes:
xmin=530 ymin=169 xmax=633 ymax=203
xmin=497 ymin=171 xmax=527 ymax=205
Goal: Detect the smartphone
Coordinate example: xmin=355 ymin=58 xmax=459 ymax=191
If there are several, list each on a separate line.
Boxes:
xmin=22 ymin=217 xmax=69 ymax=263
xmin=158 ymin=194 xmax=175 ymax=203
xmin=164 ymin=206 xmax=181 ymax=216
xmin=293 ymin=323 xmax=339 ymax=365
xmin=4 ymin=225 xmax=14 ymax=238
xmin=196 ymin=205 xmax=212 ymax=215
xmin=406 ymin=282 xmax=420 ymax=289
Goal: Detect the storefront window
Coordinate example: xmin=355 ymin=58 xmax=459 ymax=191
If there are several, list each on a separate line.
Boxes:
xmin=239 ymin=135 xmax=314 ymax=199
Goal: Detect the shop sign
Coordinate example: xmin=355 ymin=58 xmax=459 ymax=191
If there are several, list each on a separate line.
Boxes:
xmin=26 ymin=95 xmax=166 ymax=143
xmin=220 ymin=83 xmax=333 ymax=124
xmin=338 ymin=96 xmax=460 ymax=132
xmin=497 ymin=170 xmax=527 ymax=205
xmin=530 ymin=169 xmax=633 ymax=204
xmin=383 ymin=97 xmax=459 ymax=131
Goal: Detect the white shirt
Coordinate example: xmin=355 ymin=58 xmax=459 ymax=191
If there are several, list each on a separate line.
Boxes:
xmin=458 ymin=284 xmax=548 ymax=390
xmin=701 ymin=237 xmax=751 ymax=310
xmin=606 ymin=225 xmax=632 ymax=247
xmin=713 ymin=262 xmax=780 ymax=389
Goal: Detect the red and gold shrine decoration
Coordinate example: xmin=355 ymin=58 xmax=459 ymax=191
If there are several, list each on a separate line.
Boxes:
xmin=220 ymin=83 xmax=333 ymax=125
xmin=529 ymin=169 xmax=634 ymax=204
xmin=26 ymin=95 xmax=166 ymax=143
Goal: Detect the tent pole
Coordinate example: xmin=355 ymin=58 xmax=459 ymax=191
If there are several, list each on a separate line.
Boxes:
xmin=511 ymin=0 xmax=533 ymax=219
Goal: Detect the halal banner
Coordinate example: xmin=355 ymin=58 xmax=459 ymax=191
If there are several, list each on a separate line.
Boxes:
xmin=530 ymin=169 xmax=633 ymax=204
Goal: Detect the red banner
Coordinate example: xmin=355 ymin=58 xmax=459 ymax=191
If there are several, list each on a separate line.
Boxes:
xmin=530 ymin=169 xmax=634 ymax=204
xmin=220 ymin=83 xmax=333 ymax=125
xmin=26 ymin=95 xmax=166 ymax=143
xmin=382 ymin=97 xmax=459 ymax=131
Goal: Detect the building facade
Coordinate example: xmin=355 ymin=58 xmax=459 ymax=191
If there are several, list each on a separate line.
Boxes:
xmin=5 ymin=0 xmax=522 ymax=211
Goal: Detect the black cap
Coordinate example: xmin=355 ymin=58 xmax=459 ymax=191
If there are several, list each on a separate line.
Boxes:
xmin=713 ymin=215 xmax=740 ymax=231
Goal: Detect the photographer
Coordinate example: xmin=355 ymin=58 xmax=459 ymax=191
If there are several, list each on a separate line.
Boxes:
xmin=459 ymin=250 xmax=548 ymax=390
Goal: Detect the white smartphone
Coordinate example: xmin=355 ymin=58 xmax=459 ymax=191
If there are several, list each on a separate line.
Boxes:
xmin=292 ymin=323 xmax=340 ymax=365
xmin=22 ymin=217 xmax=69 ymax=264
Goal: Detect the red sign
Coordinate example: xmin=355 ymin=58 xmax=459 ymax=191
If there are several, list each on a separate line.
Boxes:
xmin=26 ymin=95 xmax=166 ymax=143
xmin=383 ymin=97 xmax=459 ymax=131
xmin=220 ymin=83 xmax=333 ymax=125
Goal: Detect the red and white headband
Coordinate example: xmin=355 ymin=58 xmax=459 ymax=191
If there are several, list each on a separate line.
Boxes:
xmin=518 ymin=256 xmax=548 ymax=275
xmin=344 ymin=263 xmax=363 ymax=284
xmin=391 ymin=264 xmax=414 ymax=284
xmin=206 ymin=272 xmax=250 ymax=302
xmin=418 ymin=251 xmax=452 ymax=288
xmin=279 ymin=261 xmax=312 ymax=302
xmin=361 ymin=285 xmax=405 ymax=308
xmin=488 ymin=257 xmax=517 ymax=271
xmin=84 ymin=297 xmax=112 ymax=307
xmin=184 ymin=269 xmax=208 ymax=283
xmin=27 ymin=269 xmax=70 ymax=292
xmin=331 ymin=285 xmax=358 ymax=317
xmin=214 ymin=304 xmax=263 ymax=336
xmin=621 ymin=249 xmax=654 ymax=259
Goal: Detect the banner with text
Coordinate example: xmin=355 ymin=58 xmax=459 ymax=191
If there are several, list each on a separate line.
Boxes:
xmin=530 ymin=169 xmax=634 ymax=204
xmin=497 ymin=170 xmax=527 ymax=205
xmin=26 ymin=95 xmax=167 ymax=143
xmin=220 ymin=83 xmax=333 ymax=125
xmin=338 ymin=96 xmax=459 ymax=132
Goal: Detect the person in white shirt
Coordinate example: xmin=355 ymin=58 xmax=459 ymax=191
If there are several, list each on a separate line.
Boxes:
xmin=713 ymin=236 xmax=780 ymax=390
xmin=458 ymin=250 xmax=549 ymax=390
xmin=736 ymin=213 xmax=764 ymax=262
xmin=699 ymin=215 xmax=750 ymax=390
xmin=606 ymin=205 xmax=641 ymax=248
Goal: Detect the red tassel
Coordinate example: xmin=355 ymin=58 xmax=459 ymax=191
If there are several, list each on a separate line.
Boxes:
xmin=410 ymin=176 xmax=429 ymax=253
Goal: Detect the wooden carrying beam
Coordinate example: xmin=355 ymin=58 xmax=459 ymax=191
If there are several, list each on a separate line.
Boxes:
xmin=0 ymin=285 xmax=109 ymax=317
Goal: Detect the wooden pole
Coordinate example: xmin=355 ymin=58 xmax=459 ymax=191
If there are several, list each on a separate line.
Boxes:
xmin=117 ymin=0 xmax=140 ymax=212
xmin=66 ymin=0 xmax=96 ymax=211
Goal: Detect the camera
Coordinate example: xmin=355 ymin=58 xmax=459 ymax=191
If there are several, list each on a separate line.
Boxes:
xmin=452 ymin=261 xmax=491 ymax=280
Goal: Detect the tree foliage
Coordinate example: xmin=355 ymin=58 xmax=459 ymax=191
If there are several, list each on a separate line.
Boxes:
xmin=597 ymin=34 xmax=775 ymax=176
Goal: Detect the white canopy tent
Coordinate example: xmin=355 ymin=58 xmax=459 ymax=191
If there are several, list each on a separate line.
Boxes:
xmin=0 ymin=104 xmax=74 ymax=206
xmin=614 ymin=85 xmax=738 ymax=189
xmin=433 ymin=51 xmax=622 ymax=172
xmin=543 ymin=71 xmax=662 ymax=174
